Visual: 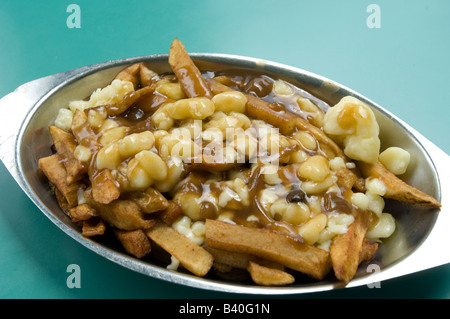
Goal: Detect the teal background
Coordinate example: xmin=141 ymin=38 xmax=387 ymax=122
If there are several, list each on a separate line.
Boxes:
xmin=0 ymin=0 xmax=449 ymax=299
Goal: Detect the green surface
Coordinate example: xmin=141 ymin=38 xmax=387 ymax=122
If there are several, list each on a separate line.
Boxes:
xmin=0 ymin=0 xmax=449 ymax=299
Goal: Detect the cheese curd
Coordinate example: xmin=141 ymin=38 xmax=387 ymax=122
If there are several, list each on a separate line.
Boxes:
xmin=54 ymin=79 xmax=135 ymax=131
xmin=323 ymin=96 xmax=380 ymax=163
xmin=379 ymin=146 xmax=410 ymax=175
xmin=88 ymin=79 xmax=135 ymax=108
xmin=317 ymin=213 xmax=355 ymax=251
xmin=366 ymin=213 xmax=396 ymax=240
xmin=172 ymin=216 xmax=206 ymax=245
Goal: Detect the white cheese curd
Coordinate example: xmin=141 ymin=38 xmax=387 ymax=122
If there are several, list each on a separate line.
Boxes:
xmin=54 ymin=108 xmax=74 ymax=131
xmin=365 ymin=177 xmax=386 ymax=196
xmin=366 ymin=212 xmax=396 ymax=240
xmin=323 ymin=96 xmax=380 ymax=163
xmin=166 ymin=256 xmax=180 ymax=271
xmin=88 ymin=79 xmax=134 ymax=108
xmin=172 ymin=216 xmax=206 ymax=245
xmin=54 ymin=79 xmax=134 ymax=131
xmin=379 ymin=146 xmax=410 ymax=175
xmin=316 ymin=213 xmax=355 ymax=251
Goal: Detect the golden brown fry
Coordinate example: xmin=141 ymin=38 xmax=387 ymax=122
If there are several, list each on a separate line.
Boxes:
xmin=204 ymin=245 xmax=252 ymax=270
xmin=71 ymin=109 xmax=101 ymax=151
xmin=49 ymin=125 xmax=87 ymax=184
xmin=139 ymin=63 xmax=159 ymax=87
xmin=114 ymin=63 xmax=159 ymax=89
xmin=213 ymin=266 xmax=250 ymax=282
xmin=334 ymin=167 xmax=358 ymax=191
xmin=157 ymin=201 xmax=183 ymax=225
xmin=115 ymin=229 xmax=152 ymax=258
xmin=71 ymin=110 xmax=121 ymax=204
xmin=247 ymin=94 xmax=344 ymax=158
xmin=205 ymin=219 xmax=331 ymax=280
xmin=38 ymin=154 xmax=84 ymax=208
xmin=145 ymin=221 xmax=213 ymax=277
xmin=92 ymin=85 xmax=154 ymax=117
xmin=90 ymin=169 xmax=121 ymax=204
xmin=247 ymin=261 xmax=295 ymax=286
xmin=245 ymin=94 xmax=298 ymax=135
xmin=357 ymin=160 xmax=441 ymax=208
xmin=114 ymin=63 xmax=141 ymax=88
xmin=124 ymin=187 xmax=169 ymax=214
xmin=169 ymin=38 xmax=213 ymax=98
xmin=85 ymin=188 xmax=155 ymax=230
xmin=50 ymin=183 xmax=71 ymax=213
xmin=212 ymin=262 xmax=233 ymax=274
xmin=206 ymin=78 xmax=233 ymax=95
xmin=205 ymin=245 xmax=286 ymax=271
xmin=69 ymin=203 xmax=98 ymax=223
xmin=132 ymin=91 xmax=175 ymax=115
xmin=82 ymin=218 xmax=106 ymax=237
xmin=359 ymin=238 xmax=378 ymax=264
xmin=330 ymin=210 xmax=369 ymax=283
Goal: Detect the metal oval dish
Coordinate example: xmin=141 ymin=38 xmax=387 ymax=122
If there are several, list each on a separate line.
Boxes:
xmin=0 ymin=53 xmax=449 ymax=295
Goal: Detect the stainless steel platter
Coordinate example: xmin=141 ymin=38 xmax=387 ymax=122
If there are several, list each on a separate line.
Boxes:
xmin=0 ymin=53 xmax=448 ymax=294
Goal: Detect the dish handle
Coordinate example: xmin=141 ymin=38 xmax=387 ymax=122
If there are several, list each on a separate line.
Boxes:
xmin=0 ymin=67 xmax=90 ymax=183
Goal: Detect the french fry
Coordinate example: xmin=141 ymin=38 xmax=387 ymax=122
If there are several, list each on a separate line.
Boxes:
xmin=359 ymin=238 xmax=378 ymax=264
xmin=124 ymin=187 xmax=169 ymax=214
xmin=334 ymin=167 xmax=359 ymax=191
xmin=212 ymin=262 xmax=233 ymax=273
xmin=132 ymin=90 xmax=175 ymax=114
xmin=157 ymin=201 xmax=183 ymax=225
xmin=71 ymin=109 xmax=101 ymax=151
xmin=82 ymin=218 xmax=106 ymax=237
xmin=205 ymin=219 xmax=331 ymax=280
xmin=204 ymin=245 xmax=252 ymax=270
xmin=139 ymin=63 xmax=160 ymax=87
xmin=114 ymin=229 xmax=152 ymax=258
xmin=169 ymin=38 xmax=213 ymax=98
xmin=213 ymin=265 xmax=250 ymax=282
xmin=145 ymin=221 xmax=213 ymax=277
xmin=90 ymin=168 xmax=121 ymax=204
xmin=206 ymin=77 xmax=234 ymax=95
xmin=38 ymin=154 xmax=84 ymax=208
xmin=247 ymin=261 xmax=295 ymax=286
xmin=245 ymin=94 xmax=298 ymax=135
xmin=85 ymin=188 xmax=156 ymax=231
xmin=357 ymin=160 xmax=441 ymax=208
xmin=330 ymin=210 xmax=369 ymax=283
xmin=92 ymin=85 xmax=154 ymax=117
xmin=71 ymin=110 xmax=121 ymax=204
xmin=114 ymin=63 xmax=141 ymax=88
xmin=205 ymin=245 xmax=286 ymax=271
xmin=49 ymin=125 xmax=87 ymax=184
xmin=114 ymin=62 xmax=159 ymax=88
xmin=246 ymin=94 xmax=344 ymax=158
xmin=69 ymin=203 xmax=98 ymax=223
xmin=50 ymin=183 xmax=71 ymax=213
